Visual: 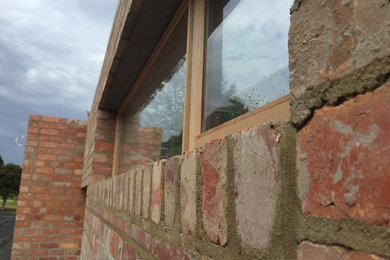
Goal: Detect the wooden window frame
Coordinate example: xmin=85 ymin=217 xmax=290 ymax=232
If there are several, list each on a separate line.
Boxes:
xmin=182 ymin=0 xmax=291 ymax=151
xmin=112 ymin=0 xmax=292 ymax=175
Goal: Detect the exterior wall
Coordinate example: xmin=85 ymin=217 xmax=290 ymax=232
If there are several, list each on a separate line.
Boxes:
xmin=117 ymin=118 xmax=163 ymax=174
xmin=81 ymin=125 xmax=298 ymax=259
xmin=290 ymin=0 xmax=390 ymax=258
xmin=11 ymin=115 xmax=87 ymax=259
xmin=79 ymin=0 xmax=390 ymax=259
xmin=81 ymin=109 xmax=116 ymax=187
xmin=11 ymin=0 xmax=390 ymax=259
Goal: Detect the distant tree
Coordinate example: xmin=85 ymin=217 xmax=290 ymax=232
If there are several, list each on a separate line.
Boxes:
xmin=0 ymin=155 xmax=3 ymax=168
xmin=0 ymin=161 xmax=22 ymax=211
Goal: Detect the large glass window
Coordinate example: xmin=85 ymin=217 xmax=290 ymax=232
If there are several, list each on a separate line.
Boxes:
xmin=202 ymin=0 xmax=292 ymax=131
xmin=117 ymin=12 xmax=187 ymax=174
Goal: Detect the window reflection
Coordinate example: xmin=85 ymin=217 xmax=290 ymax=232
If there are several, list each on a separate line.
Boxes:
xmin=117 ymin=13 xmax=187 ymax=174
xmin=203 ymin=0 xmax=292 ymax=131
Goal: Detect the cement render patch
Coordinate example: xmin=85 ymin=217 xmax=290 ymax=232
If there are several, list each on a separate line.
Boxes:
xmin=289 ymin=0 xmax=390 ymax=97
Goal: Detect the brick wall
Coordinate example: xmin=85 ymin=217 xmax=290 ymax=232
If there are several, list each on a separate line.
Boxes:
xmin=118 ymin=116 xmax=163 ymax=174
xmin=12 ymin=0 xmax=390 ymax=259
xmin=12 ymin=115 xmax=87 ymax=259
xmin=81 ymin=125 xmax=298 ymax=259
xmin=81 ymin=109 xmax=116 ymax=187
xmin=79 ymin=0 xmax=390 ymax=259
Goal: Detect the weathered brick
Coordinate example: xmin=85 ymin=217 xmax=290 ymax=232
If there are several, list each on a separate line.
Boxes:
xmin=164 ymin=156 xmax=181 ymax=227
xmin=60 ymin=243 xmax=79 ymax=249
xmin=37 ymin=154 xmax=56 ymax=161
xmin=41 ymin=116 xmax=60 ymax=123
xmin=128 ymin=170 xmax=136 ymax=214
xmin=121 ymin=242 xmax=137 ymax=260
xmin=142 ymin=164 xmax=152 ymax=219
xmin=119 ymin=174 xmax=125 ymax=210
xmin=180 ymin=151 xmax=198 ymax=236
xmin=297 ymin=85 xmax=390 ymax=225
xmin=202 ymin=138 xmax=228 ymax=245
xmin=130 ymin=224 xmax=151 ymax=250
xmin=233 ymin=125 xmax=279 ymax=250
xmin=123 ymin=173 xmax=129 ymax=211
xmin=135 ymin=167 xmax=143 ymax=216
xmin=40 ymin=129 xmax=59 ymax=136
xmin=151 ymin=160 xmax=165 ymax=224
xmin=94 ymin=142 xmax=114 ymax=153
xmin=297 ymin=241 xmax=386 ymax=260
xmin=152 ymin=239 xmax=193 ymax=260
xmin=109 ymin=230 xmax=122 ymax=259
xmin=289 ymin=0 xmax=390 ymax=97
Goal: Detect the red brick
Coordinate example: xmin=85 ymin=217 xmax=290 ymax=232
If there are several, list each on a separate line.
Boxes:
xmin=41 ymin=116 xmax=60 ymax=123
xmin=152 ymin=239 xmax=193 ymax=260
xmin=28 ymin=128 xmax=39 ymax=134
xmin=61 ymin=229 xmax=80 ymax=235
xmin=180 ymin=151 xmax=198 ymax=236
xmin=109 ymin=231 xmax=122 ymax=259
xmin=19 ymin=185 xmax=29 ymax=193
xmin=233 ymin=125 xmax=279 ymax=250
xmin=30 ymin=115 xmax=41 ymax=121
xmin=135 ymin=167 xmax=143 ymax=216
xmin=202 ymin=138 xmax=228 ymax=245
xmin=39 ymin=141 xmax=56 ymax=148
xmin=130 ymin=224 xmax=151 ymax=250
xmin=13 ymin=236 xmax=29 ymax=242
xmin=151 ymin=160 xmax=164 ymax=224
xmin=297 ymin=241 xmax=386 ymax=260
xmin=77 ymin=132 xmax=86 ymax=138
xmin=44 ymin=215 xmax=62 ymax=221
xmin=40 ymin=129 xmax=59 ymax=136
xmin=33 ymin=160 xmax=45 ymax=167
xmin=142 ymin=164 xmax=152 ymax=219
xmin=164 ymin=157 xmax=180 ymax=227
xmin=297 ymin=85 xmax=390 ymax=225
xmin=94 ymin=142 xmax=114 ymax=152
xmin=59 ymin=243 xmax=79 ymax=249
xmin=121 ymin=242 xmax=137 ymax=260
xmin=31 ymin=236 xmax=49 ymax=242
xmin=128 ymin=170 xmax=136 ymax=214
xmin=40 ymin=243 xmax=58 ymax=249
xmin=37 ymin=154 xmax=56 ymax=161
xmin=35 ymin=167 xmax=54 ymax=174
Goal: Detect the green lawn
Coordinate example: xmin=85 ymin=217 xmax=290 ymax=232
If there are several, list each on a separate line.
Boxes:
xmin=0 ymin=197 xmax=17 ymax=214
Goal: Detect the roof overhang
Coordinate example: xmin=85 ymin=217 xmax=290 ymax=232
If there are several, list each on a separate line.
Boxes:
xmin=92 ymin=0 xmax=183 ymax=112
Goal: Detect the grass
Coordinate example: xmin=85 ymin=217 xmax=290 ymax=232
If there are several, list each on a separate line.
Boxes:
xmin=0 ymin=197 xmax=17 ymax=214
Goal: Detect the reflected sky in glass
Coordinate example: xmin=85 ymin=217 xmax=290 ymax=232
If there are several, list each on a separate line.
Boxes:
xmin=203 ymin=0 xmax=292 ymax=130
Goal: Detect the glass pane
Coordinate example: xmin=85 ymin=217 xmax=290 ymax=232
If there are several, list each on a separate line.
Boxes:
xmin=203 ymin=0 xmax=292 ymax=131
xmin=117 ymin=12 xmax=187 ymax=174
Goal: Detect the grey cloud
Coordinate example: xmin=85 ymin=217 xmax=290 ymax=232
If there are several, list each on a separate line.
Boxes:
xmin=0 ymin=0 xmax=116 ymax=164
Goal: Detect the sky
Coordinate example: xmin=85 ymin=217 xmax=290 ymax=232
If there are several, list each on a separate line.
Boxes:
xmin=0 ymin=0 xmax=118 ymax=165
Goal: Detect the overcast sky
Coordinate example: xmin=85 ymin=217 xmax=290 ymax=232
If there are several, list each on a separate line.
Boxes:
xmin=0 ymin=0 xmax=117 ymax=165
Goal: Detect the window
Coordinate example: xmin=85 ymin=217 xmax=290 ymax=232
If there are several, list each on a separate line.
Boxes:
xmin=203 ymin=0 xmax=291 ymax=131
xmin=112 ymin=0 xmax=292 ymax=173
xmin=115 ymin=7 xmax=188 ymax=174
xmin=183 ymin=0 xmax=292 ymax=150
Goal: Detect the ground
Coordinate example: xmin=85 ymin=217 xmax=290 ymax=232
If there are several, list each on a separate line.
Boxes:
xmin=0 ymin=199 xmax=17 ymax=260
